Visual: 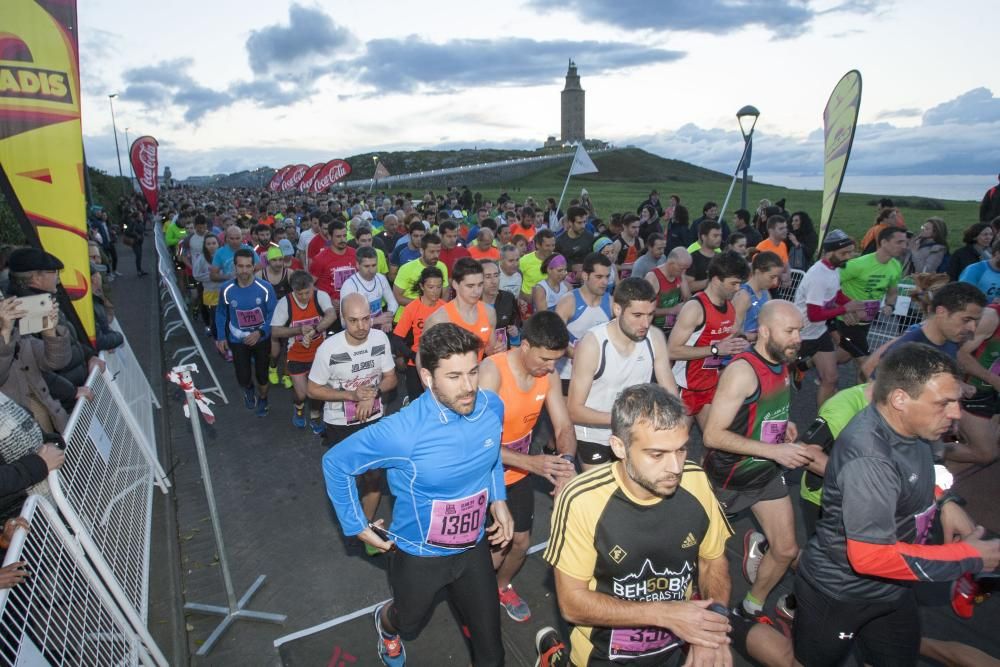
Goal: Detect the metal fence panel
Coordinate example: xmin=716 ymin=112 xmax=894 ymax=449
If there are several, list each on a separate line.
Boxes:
xmin=0 ymin=495 xmax=152 ymax=667
xmin=52 ymin=370 xmax=154 ymax=621
xmin=866 ymin=282 xmax=924 ymax=352
xmin=775 ymin=268 xmax=805 ymax=303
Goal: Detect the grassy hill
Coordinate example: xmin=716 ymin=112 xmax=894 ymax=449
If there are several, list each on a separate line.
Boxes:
xmin=476 ymin=149 xmax=979 ymax=249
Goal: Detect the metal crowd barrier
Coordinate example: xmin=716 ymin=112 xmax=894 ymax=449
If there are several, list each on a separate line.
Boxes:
xmin=49 ymin=367 xmax=169 ymax=666
xmin=865 ymin=282 xmax=923 ymax=352
xmin=775 ymin=268 xmax=805 ymax=303
xmin=153 ymin=224 xmax=228 ymax=403
xmin=0 ymin=495 xmax=155 ymax=666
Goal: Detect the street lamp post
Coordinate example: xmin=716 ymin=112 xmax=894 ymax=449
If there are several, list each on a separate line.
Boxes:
xmin=737 ymin=105 xmax=760 ymax=212
xmin=124 ymin=127 xmax=136 ymax=191
xmin=718 ymin=104 xmax=760 ymax=225
xmin=108 ymin=93 xmax=127 ymax=196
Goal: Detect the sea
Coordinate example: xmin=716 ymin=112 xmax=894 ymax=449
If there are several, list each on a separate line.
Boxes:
xmin=752 ymin=173 xmax=993 ymax=202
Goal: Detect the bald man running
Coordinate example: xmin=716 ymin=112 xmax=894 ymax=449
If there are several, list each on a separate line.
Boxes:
xmin=702 ymin=300 xmax=814 ymax=620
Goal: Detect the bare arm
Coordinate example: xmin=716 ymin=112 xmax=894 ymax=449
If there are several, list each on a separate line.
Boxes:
xmin=554 ymin=569 xmax=730 ymax=649
xmin=648 ymin=327 xmax=679 ymax=396
xmin=702 ymin=360 xmax=814 ymax=469
xmin=546 ymin=374 xmax=577 ymax=457
xmin=532 ymin=284 xmax=547 ymax=313
xmin=306 ymin=380 xmax=374 ymax=403
xmin=554 ymin=294 xmax=578 ymax=358
xmin=958 ymin=308 xmax=1000 ymax=390
xmin=667 ymin=300 xmax=713 ymax=361
xmin=567 ymin=333 xmax=609 ymax=427
xmin=698 ymin=554 xmax=731 ymax=606
xmin=393 ymin=283 xmax=413 ymax=307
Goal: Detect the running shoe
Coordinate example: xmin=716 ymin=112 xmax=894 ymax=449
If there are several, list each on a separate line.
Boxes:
xmin=743 ymin=530 xmax=767 ymax=585
xmin=952 ymin=573 xmax=979 ymax=619
xmin=534 ymin=626 xmax=568 ymax=667
xmin=243 ymin=387 xmax=256 ymax=410
xmin=281 ymin=375 xmax=293 ymax=389
xmin=255 ymin=397 xmax=269 ymax=418
xmin=373 ymin=603 xmax=405 ymax=666
xmin=776 ymin=593 xmax=796 ymax=622
xmin=310 ymin=419 xmax=325 ymax=436
xmin=292 ymin=405 xmax=306 ymax=429
xmin=268 ymin=366 xmax=280 ymax=385
xmin=498 ymin=584 xmax=532 ymax=622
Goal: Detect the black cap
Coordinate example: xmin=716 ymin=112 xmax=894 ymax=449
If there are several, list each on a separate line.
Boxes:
xmin=8 ymin=247 xmax=64 ymax=272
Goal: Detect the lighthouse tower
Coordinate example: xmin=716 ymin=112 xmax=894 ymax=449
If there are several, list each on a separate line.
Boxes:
xmin=560 ymin=60 xmax=585 ymax=144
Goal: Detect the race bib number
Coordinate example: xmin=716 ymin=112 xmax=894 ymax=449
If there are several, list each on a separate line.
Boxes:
xmin=862 ymin=300 xmax=881 ymax=320
xmin=493 ymin=328 xmax=508 ymax=352
xmin=369 ymin=299 xmax=383 ymax=317
xmin=662 ymin=313 xmax=677 ymax=328
xmin=291 ymin=316 xmax=320 ymax=343
xmin=989 ymin=358 xmax=1000 ymax=376
xmin=609 ymin=627 xmax=681 ymax=660
xmin=702 ymin=355 xmax=723 ymax=370
xmin=344 ymin=396 xmax=382 ymax=424
xmin=333 ymin=265 xmax=357 ymax=290
xmin=760 ymin=420 xmax=788 ymax=445
xmin=235 ymin=307 xmax=264 ymax=328
xmin=503 ymin=432 xmax=531 ymax=454
xmin=426 ymin=489 xmax=488 ymax=548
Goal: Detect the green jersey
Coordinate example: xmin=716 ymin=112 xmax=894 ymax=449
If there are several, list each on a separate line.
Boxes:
xmin=800 ymin=384 xmax=870 ymax=505
xmin=838 ymin=253 xmax=901 ymax=318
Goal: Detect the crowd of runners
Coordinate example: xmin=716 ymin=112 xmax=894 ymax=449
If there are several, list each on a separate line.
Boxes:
xmin=145 ymin=183 xmax=1000 ymax=666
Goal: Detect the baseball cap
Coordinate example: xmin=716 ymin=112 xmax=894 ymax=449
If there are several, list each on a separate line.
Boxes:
xmin=822 ymin=229 xmax=853 ymax=252
xmin=266 ymin=246 xmax=283 ymax=261
xmin=278 ymin=239 xmax=295 ymax=257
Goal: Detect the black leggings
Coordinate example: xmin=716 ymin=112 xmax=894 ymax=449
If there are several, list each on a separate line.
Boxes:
xmin=132 ymin=237 xmax=144 ymax=272
xmin=230 ymin=338 xmax=270 ymax=388
xmin=387 ymin=539 xmax=503 ymax=666
xmin=405 ymin=365 xmax=425 ymax=401
xmin=793 ymin=575 xmax=919 ymax=667
xmin=105 ymin=242 xmax=118 ymax=272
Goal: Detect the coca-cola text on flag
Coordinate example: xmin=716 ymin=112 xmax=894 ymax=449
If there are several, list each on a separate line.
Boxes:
xmin=298 ymin=162 xmax=325 ymax=193
xmin=311 ymin=159 xmax=352 ymax=194
xmin=129 ymin=136 xmax=159 ymax=213
xmin=268 ymin=165 xmax=293 ymax=191
xmin=281 ymin=164 xmax=309 ymax=192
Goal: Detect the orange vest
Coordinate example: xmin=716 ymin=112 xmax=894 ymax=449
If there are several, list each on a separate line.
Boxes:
xmin=493 ymin=351 xmax=549 ymax=485
xmin=443 ymin=300 xmax=491 ymax=360
xmin=285 ymin=293 xmax=326 ymax=363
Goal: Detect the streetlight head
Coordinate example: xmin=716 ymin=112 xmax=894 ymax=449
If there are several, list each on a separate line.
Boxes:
xmin=736 ymin=105 xmax=759 ymax=120
xmin=737 ymin=105 xmax=760 ymax=138
xmin=109 ymin=93 xmax=118 ymax=99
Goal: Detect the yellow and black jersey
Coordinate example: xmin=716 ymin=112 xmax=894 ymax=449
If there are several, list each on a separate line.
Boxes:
xmin=544 ymin=462 xmax=732 ymax=667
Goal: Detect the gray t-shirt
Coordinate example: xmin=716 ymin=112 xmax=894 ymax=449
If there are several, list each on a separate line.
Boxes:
xmin=631 ymin=252 xmax=667 ymax=280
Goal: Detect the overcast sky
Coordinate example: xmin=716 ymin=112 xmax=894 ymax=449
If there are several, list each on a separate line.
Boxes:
xmin=77 ymin=0 xmax=1000 ymax=180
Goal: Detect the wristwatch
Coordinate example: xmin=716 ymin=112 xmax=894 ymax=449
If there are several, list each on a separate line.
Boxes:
xmin=710 ymin=344 xmax=720 ymax=358
xmin=560 ymin=453 xmax=575 ymax=465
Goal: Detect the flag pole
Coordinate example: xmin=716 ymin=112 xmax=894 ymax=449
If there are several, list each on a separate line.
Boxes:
xmin=556 ymin=146 xmax=579 ymax=214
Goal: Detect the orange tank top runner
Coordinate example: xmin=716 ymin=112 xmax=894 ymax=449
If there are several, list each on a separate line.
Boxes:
xmin=492 ymin=352 xmax=548 ymax=486
xmin=443 ymin=300 xmax=492 ymax=360
xmin=285 ymin=293 xmax=326 ymax=364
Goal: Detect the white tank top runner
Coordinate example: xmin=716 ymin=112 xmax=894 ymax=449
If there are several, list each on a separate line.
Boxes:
xmin=574 ymin=321 xmax=654 ymax=447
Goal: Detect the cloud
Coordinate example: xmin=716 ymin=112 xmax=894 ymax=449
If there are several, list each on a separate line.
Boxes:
xmin=350 ymin=37 xmax=683 ymax=94
xmin=922 ymin=87 xmax=1000 ymax=125
xmin=120 ymin=58 xmax=233 ymax=122
xmin=875 ymin=107 xmax=921 ymax=120
xmin=629 ymin=88 xmax=1000 ymax=176
xmin=528 ymin=0 xmax=881 ymax=39
xmin=245 ymin=4 xmax=355 ymax=75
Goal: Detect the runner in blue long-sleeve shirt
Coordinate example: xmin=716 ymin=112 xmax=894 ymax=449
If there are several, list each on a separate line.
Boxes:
xmin=215 ymin=248 xmax=277 ymax=416
xmin=323 ymin=323 xmax=513 ymax=667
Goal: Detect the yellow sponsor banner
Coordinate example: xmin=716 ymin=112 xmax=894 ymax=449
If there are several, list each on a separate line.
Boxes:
xmin=817 ymin=70 xmax=862 ymax=256
xmin=0 ymin=0 xmax=94 ymax=340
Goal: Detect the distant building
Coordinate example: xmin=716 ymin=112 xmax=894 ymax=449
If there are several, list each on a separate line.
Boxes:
xmin=561 ymin=60 xmax=585 ymax=144
xmin=543 ymin=135 xmax=562 ymax=149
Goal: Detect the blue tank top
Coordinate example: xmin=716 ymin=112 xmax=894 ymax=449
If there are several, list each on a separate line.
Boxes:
xmin=740 ymin=282 xmax=769 ymax=334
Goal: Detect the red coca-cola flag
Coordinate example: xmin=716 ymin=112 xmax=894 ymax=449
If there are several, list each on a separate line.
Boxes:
xmin=129 ymin=136 xmax=159 ymax=213
xmin=268 ymin=164 xmax=293 ymax=191
xmin=280 ymin=163 xmax=309 ymax=192
xmin=298 ymin=162 xmax=325 ymax=193
xmin=311 ymin=159 xmax=352 ymax=193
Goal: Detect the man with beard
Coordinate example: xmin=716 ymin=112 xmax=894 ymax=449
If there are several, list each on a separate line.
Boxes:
xmin=555 ymin=253 xmax=612 ymax=393
xmin=792 ymin=230 xmax=869 ymax=407
xmin=309 ymin=220 xmax=357 ymax=311
xmin=568 ymin=278 xmax=678 ymax=471
xmin=544 ymin=384 xmax=735 ymax=667
xmin=322 ymin=323 xmax=513 ymax=667
xmin=685 ymin=220 xmax=723 ymax=293
xmin=703 ymin=300 xmax=811 ymax=621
